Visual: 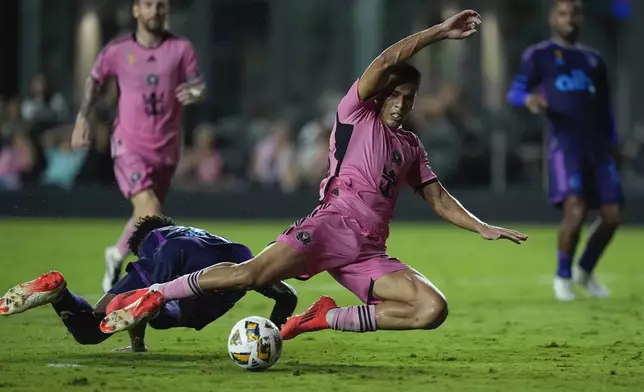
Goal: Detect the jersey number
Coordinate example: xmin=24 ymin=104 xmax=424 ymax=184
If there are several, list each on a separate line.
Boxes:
xmin=379 ymin=168 xmax=397 ymax=199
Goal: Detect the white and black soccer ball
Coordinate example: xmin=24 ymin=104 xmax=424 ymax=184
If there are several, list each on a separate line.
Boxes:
xmin=227 ymin=316 xmax=283 ymax=371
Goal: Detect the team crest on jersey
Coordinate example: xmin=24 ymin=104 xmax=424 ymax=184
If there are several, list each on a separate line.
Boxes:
xmin=146 ymin=74 xmax=159 ymax=86
xmin=295 ymin=230 xmax=312 ymax=246
xmin=131 ymin=172 xmax=141 ymax=183
xmin=392 ymin=150 xmax=402 ymax=166
xmin=128 ymin=53 xmax=135 ymax=64
xmin=554 ymin=50 xmax=565 ymax=65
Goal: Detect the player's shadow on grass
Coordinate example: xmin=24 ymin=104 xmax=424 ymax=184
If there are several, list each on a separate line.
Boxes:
xmin=55 ymin=352 xmax=228 ymax=368
xmin=270 ymin=362 xmax=395 ymax=375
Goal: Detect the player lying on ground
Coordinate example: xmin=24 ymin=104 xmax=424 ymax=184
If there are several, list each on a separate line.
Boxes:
xmin=0 ymin=216 xmax=297 ymax=351
xmin=99 ymin=9 xmax=527 ymax=340
xmin=506 ymin=0 xmax=621 ymax=301
xmin=71 ymin=0 xmax=206 ymax=293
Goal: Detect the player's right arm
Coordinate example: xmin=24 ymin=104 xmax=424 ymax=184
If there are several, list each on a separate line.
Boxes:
xmin=350 ymin=10 xmax=480 ymax=105
xmin=72 ymin=44 xmax=116 ymax=150
xmin=506 ymin=46 xmax=546 ymax=114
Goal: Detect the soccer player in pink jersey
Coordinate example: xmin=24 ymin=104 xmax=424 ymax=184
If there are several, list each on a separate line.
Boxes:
xmin=99 ymin=9 xmax=528 ymax=339
xmin=71 ymin=0 xmax=206 ymax=293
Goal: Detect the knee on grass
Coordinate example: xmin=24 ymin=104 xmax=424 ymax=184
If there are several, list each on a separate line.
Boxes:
xmin=72 ymin=332 xmax=108 ymax=345
xmin=411 ymin=294 xmax=448 ymax=330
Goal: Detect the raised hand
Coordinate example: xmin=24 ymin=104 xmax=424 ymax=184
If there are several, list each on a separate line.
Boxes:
xmin=478 ymin=224 xmax=528 ymax=245
xmin=440 ymin=10 xmax=482 ymax=40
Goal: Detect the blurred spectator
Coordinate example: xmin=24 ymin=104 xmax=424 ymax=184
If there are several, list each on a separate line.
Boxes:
xmin=296 ymin=91 xmax=338 ymax=187
xmin=0 ymin=130 xmax=36 ymax=190
xmin=176 ymin=123 xmax=224 ymax=187
xmin=246 ymin=103 xmax=274 ymax=143
xmin=39 ymin=126 xmax=86 ymax=190
xmin=622 ymin=122 xmax=644 ymax=186
xmin=411 ymin=88 xmax=461 ymax=182
xmin=2 ymin=97 xmax=28 ymax=140
xmin=21 ymin=73 xmax=69 ymax=125
xmin=297 ymin=119 xmax=330 ymax=188
xmin=249 ymin=119 xmax=300 ymax=192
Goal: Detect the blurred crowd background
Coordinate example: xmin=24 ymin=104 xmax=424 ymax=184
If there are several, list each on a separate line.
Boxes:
xmin=1 ymin=0 xmax=643 ymax=197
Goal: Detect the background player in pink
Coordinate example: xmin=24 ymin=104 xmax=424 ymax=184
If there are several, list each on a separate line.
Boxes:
xmin=71 ymin=0 xmax=206 ymax=293
xmin=99 ymin=9 xmax=528 ymax=341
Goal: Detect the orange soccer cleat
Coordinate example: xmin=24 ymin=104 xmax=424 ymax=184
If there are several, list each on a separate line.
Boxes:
xmin=280 ymin=295 xmax=337 ymax=340
xmin=0 ymin=271 xmax=66 ymax=316
xmin=100 ymin=289 xmax=165 ymax=334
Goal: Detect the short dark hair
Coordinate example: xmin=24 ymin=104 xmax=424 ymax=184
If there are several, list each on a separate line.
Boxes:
xmin=389 ymin=63 xmax=422 ymax=88
xmin=128 ymin=215 xmax=177 ymax=256
xmin=553 ymin=0 xmax=581 ymax=8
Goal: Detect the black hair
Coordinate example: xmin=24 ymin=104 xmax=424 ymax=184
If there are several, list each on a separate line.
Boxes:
xmin=388 ymin=63 xmax=422 ymax=88
xmin=128 ymin=215 xmax=176 ymax=256
xmin=552 ymin=0 xmax=582 ymax=8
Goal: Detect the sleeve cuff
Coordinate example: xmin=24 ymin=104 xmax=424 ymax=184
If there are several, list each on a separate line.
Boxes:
xmin=415 ymin=177 xmax=438 ymax=193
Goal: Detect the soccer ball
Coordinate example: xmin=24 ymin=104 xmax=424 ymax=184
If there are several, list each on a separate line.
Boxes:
xmin=227 ymin=316 xmax=283 ymax=371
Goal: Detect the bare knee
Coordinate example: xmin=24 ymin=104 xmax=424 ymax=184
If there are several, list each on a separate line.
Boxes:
xmin=600 ymin=205 xmax=622 ymax=229
xmin=412 ymin=293 xmax=448 ymax=330
xmin=562 ymin=199 xmax=587 ymax=229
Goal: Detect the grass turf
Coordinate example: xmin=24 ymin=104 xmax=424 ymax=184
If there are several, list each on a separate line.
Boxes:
xmin=0 ymin=219 xmax=642 ymax=391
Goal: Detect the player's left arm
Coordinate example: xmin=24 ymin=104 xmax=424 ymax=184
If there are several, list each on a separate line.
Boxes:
xmin=408 ymin=139 xmax=528 ymax=244
xmin=254 ymin=281 xmax=298 ymax=329
xmin=176 ymin=41 xmax=206 ymax=105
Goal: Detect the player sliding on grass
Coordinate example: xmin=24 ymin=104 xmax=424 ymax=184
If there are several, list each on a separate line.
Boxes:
xmin=100 ymin=9 xmax=527 ymax=340
xmin=0 ymin=216 xmax=297 ymax=351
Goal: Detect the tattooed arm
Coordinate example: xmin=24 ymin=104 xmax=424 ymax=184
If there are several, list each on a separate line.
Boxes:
xmin=72 ymin=40 xmax=116 ymax=150
xmin=71 ymin=77 xmax=101 ymax=150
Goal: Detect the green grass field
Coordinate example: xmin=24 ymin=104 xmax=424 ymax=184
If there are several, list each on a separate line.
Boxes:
xmin=0 ymin=219 xmax=642 ymax=392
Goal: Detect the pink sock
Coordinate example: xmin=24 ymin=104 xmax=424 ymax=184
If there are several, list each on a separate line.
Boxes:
xmin=325 ymin=305 xmax=377 ymax=332
xmin=153 ymin=271 xmax=203 ymax=301
xmin=116 ymin=218 xmax=136 ymax=257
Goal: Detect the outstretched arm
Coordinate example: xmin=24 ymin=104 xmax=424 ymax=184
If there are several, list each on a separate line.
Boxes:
xmin=255 ymin=281 xmax=298 ymax=328
xmin=357 ymin=10 xmax=481 ymax=101
xmin=420 ymin=182 xmax=528 ymax=244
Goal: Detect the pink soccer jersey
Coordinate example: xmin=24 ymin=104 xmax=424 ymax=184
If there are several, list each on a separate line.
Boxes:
xmin=91 ymin=33 xmax=201 ymax=165
xmin=319 ymin=79 xmax=437 ymax=233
